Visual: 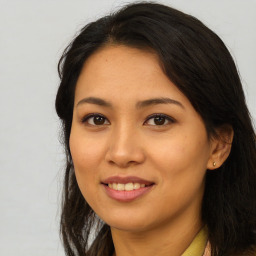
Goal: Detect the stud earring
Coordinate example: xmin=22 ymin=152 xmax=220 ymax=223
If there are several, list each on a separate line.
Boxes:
xmin=213 ymin=161 xmax=216 ymax=167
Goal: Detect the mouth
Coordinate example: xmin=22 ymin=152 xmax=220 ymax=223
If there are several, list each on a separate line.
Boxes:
xmin=106 ymin=182 xmax=148 ymax=191
xmin=101 ymin=176 xmax=155 ymax=202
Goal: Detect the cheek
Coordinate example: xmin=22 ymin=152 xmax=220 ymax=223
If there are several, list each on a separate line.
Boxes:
xmin=149 ymin=131 xmax=210 ymax=190
xmin=69 ymin=129 xmax=106 ymax=169
xmin=69 ymin=129 xmax=107 ymax=198
xmin=148 ymin=136 xmax=209 ymax=216
xmin=151 ymin=134 xmax=208 ymax=165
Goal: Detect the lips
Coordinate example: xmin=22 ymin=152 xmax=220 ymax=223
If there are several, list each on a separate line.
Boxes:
xmin=101 ymin=176 xmax=155 ymax=202
xmin=102 ymin=176 xmax=153 ymax=186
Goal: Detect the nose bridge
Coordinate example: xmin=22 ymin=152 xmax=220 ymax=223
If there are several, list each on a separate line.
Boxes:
xmin=105 ymin=120 xmax=145 ymax=167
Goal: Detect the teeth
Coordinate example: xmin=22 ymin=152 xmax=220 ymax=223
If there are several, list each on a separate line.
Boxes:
xmin=117 ymin=183 xmax=124 ymax=191
xmin=134 ymin=183 xmax=140 ymax=189
xmin=124 ymin=183 xmax=133 ymax=191
xmin=108 ymin=182 xmax=147 ymax=191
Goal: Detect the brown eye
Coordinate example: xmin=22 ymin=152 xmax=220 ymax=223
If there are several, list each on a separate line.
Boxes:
xmin=153 ymin=116 xmax=166 ymax=125
xmin=145 ymin=114 xmax=175 ymax=126
xmin=82 ymin=114 xmax=110 ymax=126
xmin=93 ymin=116 xmax=105 ymax=125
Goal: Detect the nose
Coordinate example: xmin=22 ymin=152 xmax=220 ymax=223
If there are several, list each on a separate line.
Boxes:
xmin=104 ymin=124 xmax=146 ymax=168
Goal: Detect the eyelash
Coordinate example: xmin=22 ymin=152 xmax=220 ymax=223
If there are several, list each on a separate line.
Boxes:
xmin=81 ymin=113 xmax=175 ymax=127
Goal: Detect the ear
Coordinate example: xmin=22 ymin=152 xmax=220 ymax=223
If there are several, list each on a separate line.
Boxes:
xmin=207 ymin=125 xmax=234 ymax=170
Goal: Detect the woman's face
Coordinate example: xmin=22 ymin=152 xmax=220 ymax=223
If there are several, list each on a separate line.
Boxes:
xmin=70 ymin=45 xmax=215 ymax=232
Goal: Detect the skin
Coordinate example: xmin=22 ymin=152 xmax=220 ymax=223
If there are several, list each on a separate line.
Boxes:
xmin=69 ymin=45 xmax=232 ymax=256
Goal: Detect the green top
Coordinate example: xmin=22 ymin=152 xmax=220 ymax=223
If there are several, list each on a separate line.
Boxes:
xmin=182 ymin=226 xmax=209 ymax=256
xmin=182 ymin=227 xmax=256 ymax=256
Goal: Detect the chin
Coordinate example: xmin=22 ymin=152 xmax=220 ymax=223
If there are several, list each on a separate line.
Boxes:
xmin=100 ymin=212 xmax=159 ymax=233
xmin=109 ymin=220 xmax=151 ymax=233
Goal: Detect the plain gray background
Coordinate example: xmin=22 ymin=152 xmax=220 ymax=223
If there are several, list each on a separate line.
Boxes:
xmin=0 ymin=0 xmax=255 ymax=255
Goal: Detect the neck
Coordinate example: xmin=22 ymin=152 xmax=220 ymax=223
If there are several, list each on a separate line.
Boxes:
xmin=111 ymin=212 xmax=203 ymax=256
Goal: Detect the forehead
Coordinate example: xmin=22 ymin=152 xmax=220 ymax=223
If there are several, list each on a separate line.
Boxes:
xmin=78 ymin=45 xmax=162 ymax=86
xmin=74 ymin=45 xmax=189 ymax=107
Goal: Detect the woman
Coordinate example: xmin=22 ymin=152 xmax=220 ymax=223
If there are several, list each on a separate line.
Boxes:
xmin=55 ymin=2 xmax=256 ymax=256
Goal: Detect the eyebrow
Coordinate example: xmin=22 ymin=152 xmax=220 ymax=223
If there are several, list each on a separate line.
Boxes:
xmin=76 ymin=96 xmax=184 ymax=109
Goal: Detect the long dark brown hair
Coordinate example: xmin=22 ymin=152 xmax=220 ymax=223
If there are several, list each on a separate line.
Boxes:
xmin=55 ymin=2 xmax=256 ymax=256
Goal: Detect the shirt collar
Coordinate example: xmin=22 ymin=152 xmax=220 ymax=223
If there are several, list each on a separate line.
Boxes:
xmin=182 ymin=226 xmax=208 ymax=256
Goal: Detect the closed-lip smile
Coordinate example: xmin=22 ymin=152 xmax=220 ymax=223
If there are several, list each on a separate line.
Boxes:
xmin=101 ymin=176 xmax=155 ymax=202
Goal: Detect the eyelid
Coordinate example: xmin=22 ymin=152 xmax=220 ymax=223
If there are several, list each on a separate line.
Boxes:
xmin=81 ymin=113 xmax=110 ymax=126
xmin=80 ymin=113 xmax=175 ymax=126
xmin=144 ymin=113 xmax=175 ymax=126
